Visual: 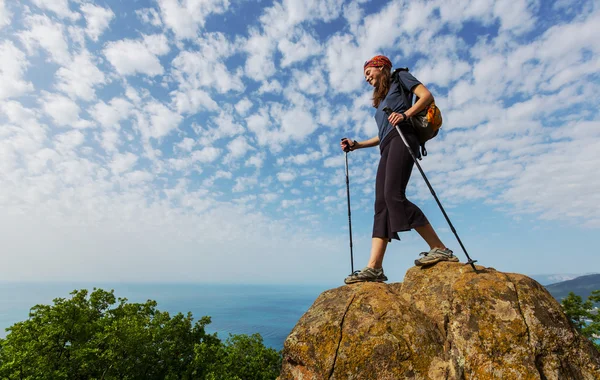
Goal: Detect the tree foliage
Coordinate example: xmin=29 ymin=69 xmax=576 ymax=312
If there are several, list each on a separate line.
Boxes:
xmin=561 ymin=290 xmax=600 ymax=350
xmin=0 ymin=288 xmax=281 ymax=379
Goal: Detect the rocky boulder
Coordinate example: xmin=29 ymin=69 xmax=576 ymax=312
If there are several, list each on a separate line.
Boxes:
xmin=279 ymin=263 xmax=600 ymax=379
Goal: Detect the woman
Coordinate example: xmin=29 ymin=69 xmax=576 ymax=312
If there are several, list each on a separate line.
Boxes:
xmin=341 ymin=55 xmax=458 ymax=284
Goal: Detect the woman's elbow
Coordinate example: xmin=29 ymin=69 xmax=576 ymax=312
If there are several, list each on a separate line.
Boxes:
xmin=422 ymin=87 xmax=433 ymax=102
xmin=415 ymin=84 xmax=433 ymax=102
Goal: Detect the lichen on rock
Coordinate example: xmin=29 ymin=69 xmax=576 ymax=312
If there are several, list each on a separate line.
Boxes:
xmin=279 ymin=263 xmax=600 ymax=380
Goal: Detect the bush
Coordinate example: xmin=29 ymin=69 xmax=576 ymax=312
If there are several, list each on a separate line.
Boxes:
xmin=0 ymin=288 xmax=281 ymax=379
xmin=561 ymin=290 xmax=600 ymax=350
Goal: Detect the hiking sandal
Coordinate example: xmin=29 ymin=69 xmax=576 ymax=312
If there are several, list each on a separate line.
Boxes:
xmin=414 ymin=248 xmax=459 ymax=267
xmin=344 ymin=267 xmax=388 ymax=284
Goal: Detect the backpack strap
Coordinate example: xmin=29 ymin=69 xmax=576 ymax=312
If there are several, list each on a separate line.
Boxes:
xmin=392 ymin=68 xmax=427 ymax=159
xmin=391 ymin=68 xmax=410 ymax=91
xmin=391 ymin=68 xmax=414 ymax=109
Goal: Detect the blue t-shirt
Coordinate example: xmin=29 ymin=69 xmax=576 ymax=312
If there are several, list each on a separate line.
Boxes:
xmin=374 ymin=70 xmax=421 ymax=144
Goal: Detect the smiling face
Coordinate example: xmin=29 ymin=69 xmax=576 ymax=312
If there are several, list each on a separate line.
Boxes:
xmin=364 ymin=66 xmax=384 ymax=87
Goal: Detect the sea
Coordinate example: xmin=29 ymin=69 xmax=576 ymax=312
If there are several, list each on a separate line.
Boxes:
xmin=0 ymin=282 xmax=332 ymax=350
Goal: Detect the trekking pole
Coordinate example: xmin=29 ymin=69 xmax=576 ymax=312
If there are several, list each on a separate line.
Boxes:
xmin=383 ymin=107 xmax=478 ymax=272
xmin=342 ymin=138 xmax=355 ymax=274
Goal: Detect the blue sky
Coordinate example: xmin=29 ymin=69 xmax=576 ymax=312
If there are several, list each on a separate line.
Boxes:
xmin=0 ymin=0 xmax=599 ymax=285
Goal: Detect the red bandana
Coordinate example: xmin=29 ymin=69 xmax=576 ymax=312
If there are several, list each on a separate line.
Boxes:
xmin=364 ymin=55 xmax=392 ymax=70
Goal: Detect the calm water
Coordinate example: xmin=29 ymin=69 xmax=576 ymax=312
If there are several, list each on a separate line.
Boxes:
xmin=0 ymin=283 xmax=331 ymax=350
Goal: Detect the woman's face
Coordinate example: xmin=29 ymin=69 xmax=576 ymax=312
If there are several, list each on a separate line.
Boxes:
xmin=364 ymin=66 xmax=383 ymax=87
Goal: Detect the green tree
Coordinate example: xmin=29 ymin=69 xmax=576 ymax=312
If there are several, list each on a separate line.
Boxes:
xmin=0 ymin=288 xmax=281 ymax=379
xmin=198 ymin=334 xmax=282 ymax=380
xmin=561 ymin=290 xmax=600 ymax=350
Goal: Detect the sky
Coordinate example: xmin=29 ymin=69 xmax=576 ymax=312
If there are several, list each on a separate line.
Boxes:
xmin=0 ymin=0 xmax=599 ymax=285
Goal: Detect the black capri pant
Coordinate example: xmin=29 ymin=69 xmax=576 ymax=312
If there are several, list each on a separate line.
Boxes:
xmin=372 ymin=128 xmax=429 ymax=241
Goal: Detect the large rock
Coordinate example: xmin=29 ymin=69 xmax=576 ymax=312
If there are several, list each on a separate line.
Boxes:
xmin=279 ymin=263 xmax=600 ymax=379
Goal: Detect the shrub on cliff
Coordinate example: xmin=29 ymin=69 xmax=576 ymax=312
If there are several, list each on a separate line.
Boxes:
xmin=0 ymin=288 xmax=281 ymax=379
xmin=562 ymin=289 xmax=600 ymax=350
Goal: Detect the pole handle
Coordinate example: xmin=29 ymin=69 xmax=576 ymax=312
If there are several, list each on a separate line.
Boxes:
xmin=341 ymin=138 xmax=351 ymax=152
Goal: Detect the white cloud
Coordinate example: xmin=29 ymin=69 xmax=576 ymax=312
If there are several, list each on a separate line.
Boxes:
xmin=278 ymin=107 xmax=317 ymax=139
xmin=89 ymin=97 xmax=133 ymax=129
xmin=246 ymin=109 xmax=274 ymax=148
xmin=246 ymin=152 xmax=265 ymax=168
xmin=437 ymin=0 xmax=495 ymax=27
xmin=104 ymin=34 xmax=170 ymax=77
xmin=136 ymin=8 xmax=163 ymax=27
xmin=97 ymin=129 xmax=120 ymax=153
xmin=244 ymin=30 xmax=276 ymax=81
xmin=81 ymin=3 xmax=115 ymax=42
xmin=194 ymin=32 xmax=236 ymax=60
xmin=31 ymin=0 xmax=80 ymax=21
xmin=143 ymin=33 xmax=171 ymax=55
xmin=143 ymin=101 xmax=182 ymax=140
xmin=171 ymin=89 xmax=218 ymax=115
xmin=110 ymin=152 xmax=138 ymax=175
xmin=172 ymin=49 xmax=244 ymax=93
xmin=0 ymin=41 xmax=34 ymax=100
xmin=41 ymin=92 xmax=92 ymax=128
xmin=282 ymin=151 xmax=322 ymax=165
xmin=226 ymin=136 xmax=251 ymax=161
xmin=0 ymin=0 xmax=11 ymax=29
xmin=235 ymin=98 xmax=252 ymax=116
xmin=323 ymin=34 xmax=362 ymax=94
xmin=125 ymin=170 xmax=154 ymax=184
xmin=257 ymin=80 xmax=283 ymax=94
xmin=0 ymin=102 xmax=47 ymax=170
xmin=277 ymin=171 xmax=295 ymax=182
xmin=55 ymin=50 xmax=106 ymax=101
xmin=54 ymin=130 xmax=85 ymax=155
xmin=415 ymin=57 xmax=471 ymax=88
xmin=157 ymin=0 xmax=230 ymax=39
xmin=68 ymin=25 xmax=86 ymax=48
xmin=492 ymin=0 xmax=538 ymax=35
xmin=501 ymin=134 xmax=600 ymax=227
xmin=176 ymin=137 xmax=196 ymax=152
xmin=202 ymin=170 xmax=232 ymax=187
xmin=233 ymin=175 xmax=258 ymax=192
xmin=260 ymin=0 xmax=344 ymax=37
xmin=260 ymin=192 xmax=278 ymax=202
xmin=323 ymin=155 xmax=343 ymax=168
xmin=292 ymin=67 xmax=327 ymax=96
xmin=242 ymin=0 xmax=346 ymax=82
xmin=210 ymin=111 xmax=245 ymax=140
xmin=20 ymin=14 xmax=71 ymax=65
xmin=214 ymin=170 xmax=232 ymax=179
xmin=0 ymin=100 xmax=38 ymax=125
xmin=279 ymin=29 xmax=322 ymax=67
xmin=191 ymin=146 xmax=221 ymax=163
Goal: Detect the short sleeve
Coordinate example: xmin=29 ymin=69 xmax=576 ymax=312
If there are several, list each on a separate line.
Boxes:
xmin=397 ymin=71 xmax=421 ymax=92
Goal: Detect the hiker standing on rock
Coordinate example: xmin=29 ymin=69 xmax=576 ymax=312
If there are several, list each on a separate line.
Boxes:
xmin=341 ymin=55 xmax=459 ymax=284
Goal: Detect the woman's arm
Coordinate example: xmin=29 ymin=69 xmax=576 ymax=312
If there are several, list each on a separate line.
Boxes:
xmin=405 ymin=84 xmax=433 ymax=118
xmin=341 ymin=136 xmax=380 ymax=151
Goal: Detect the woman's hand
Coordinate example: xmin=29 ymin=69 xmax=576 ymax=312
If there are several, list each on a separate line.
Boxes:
xmin=387 ymin=112 xmax=407 ymax=126
xmin=341 ymin=138 xmax=358 ymax=152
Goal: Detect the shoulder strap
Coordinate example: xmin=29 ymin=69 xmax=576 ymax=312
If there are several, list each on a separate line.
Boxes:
xmin=393 ymin=67 xmax=428 ymax=158
xmin=391 ymin=68 xmax=410 ymax=90
xmin=391 ymin=67 xmax=414 ymax=105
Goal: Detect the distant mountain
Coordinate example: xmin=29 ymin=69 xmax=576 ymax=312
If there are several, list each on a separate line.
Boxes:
xmin=530 ymin=273 xmax=597 ymax=286
xmin=544 ymin=274 xmax=600 ymax=301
